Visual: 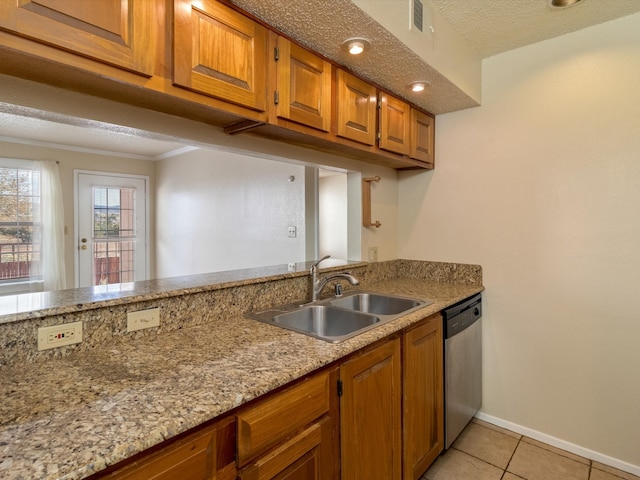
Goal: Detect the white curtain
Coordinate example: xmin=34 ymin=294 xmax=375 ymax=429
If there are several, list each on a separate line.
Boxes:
xmin=39 ymin=160 xmax=67 ymax=291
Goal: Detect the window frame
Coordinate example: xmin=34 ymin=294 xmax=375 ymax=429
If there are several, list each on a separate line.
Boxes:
xmin=0 ymin=158 xmax=44 ymax=294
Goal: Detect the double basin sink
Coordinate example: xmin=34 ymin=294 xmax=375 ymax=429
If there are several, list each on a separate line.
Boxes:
xmin=247 ymin=291 xmax=432 ymax=343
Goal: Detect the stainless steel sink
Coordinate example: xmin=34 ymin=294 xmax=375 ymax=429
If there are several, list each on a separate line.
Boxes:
xmin=247 ymin=291 xmax=432 ymax=343
xmin=329 ymin=292 xmax=423 ymax=315
xmin=272 ymin=306 xmax=380 ymax=341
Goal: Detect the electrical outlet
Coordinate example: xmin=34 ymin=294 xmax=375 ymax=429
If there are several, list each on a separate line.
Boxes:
xmin=288 ymin=226 xmax=297 ymax=238
xmin=127 ymin=307 xmax=160 ymax=332
xmin=38 ymin=321 xmax=83 ymax=351
xmin=368 ymin=246 xmax=379 ymax=262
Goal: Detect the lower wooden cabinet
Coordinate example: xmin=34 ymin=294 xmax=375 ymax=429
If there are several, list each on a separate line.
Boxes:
xmin=96 ymin=415 xmax=237 ymax=480
xmin=340 ymin=336 xmax=403 ymax=480
xmin=403 ymin=313 xmax=444 ymax=480
xmin=90 ymin=313 xmax=444 ymax=480
xmin=239 ymin=418 xmax=333 ymax=480
xmin=237 ymin=368 xmax=339 ymax=480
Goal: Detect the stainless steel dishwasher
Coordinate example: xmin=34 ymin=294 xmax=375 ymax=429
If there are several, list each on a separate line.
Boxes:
xmin=443 ymin=293 xmax=482 ymax=449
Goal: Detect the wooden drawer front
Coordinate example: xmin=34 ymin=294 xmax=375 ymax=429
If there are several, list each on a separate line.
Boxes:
xmin=239 ymin=422 xmax=324 ymax=480
xmin=0 ymin=0 xmax=155 ymax=76
xmin=173 ymin=0 xmax=267 ymax=112
xmin=237 ymin=371 xmax=330 ymax=466
xmin=103 ymin=416 xmax=236 ymax=480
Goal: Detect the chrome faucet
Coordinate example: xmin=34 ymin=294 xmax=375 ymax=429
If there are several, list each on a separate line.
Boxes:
xmin=309 ymin=255 xmax=360 ymax=302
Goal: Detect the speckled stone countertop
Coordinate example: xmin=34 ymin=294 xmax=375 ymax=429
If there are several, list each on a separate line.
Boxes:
xmin=0 ymin=269 xmax=482 ymax=479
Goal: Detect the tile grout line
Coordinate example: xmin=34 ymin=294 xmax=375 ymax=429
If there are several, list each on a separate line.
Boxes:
xmin=449 ymin=443 xmax=515 ymax=475
xmin=520 ymin=436 xmax=594 ymax=471
xmin=501 ymin=435 xmax=524 ymax=479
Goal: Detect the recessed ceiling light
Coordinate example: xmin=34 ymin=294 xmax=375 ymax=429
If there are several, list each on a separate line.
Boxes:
xmin=341 ymin=37 xmax=371 ymax=55
xmin=409 ymin=81 xmax=429 ymax=93
xmin=550 ymin=0 xmax=583 ymax=7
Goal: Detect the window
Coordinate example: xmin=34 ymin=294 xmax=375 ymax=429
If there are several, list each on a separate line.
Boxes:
xmin=0 ymin=162 xmax=42 ymax=286
xmin=0 ymin=159 xmax=66 ymax=295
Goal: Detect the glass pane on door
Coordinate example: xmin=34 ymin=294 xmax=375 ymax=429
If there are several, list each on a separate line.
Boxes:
xmin=92 ymin=186 xmax=135 ymax=285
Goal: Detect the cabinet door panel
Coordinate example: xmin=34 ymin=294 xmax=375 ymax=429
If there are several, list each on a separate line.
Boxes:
xmin=0 ymin=0 xmax=155 ymax=75
xmin=403 ymin=314 xmax=444 ymax=479
xmin=174 ymin=0 xmax=267 ymax=111
xmin=410 ymin=109 xmax=435 ymax=165
xmin=336 ymin=69 xmax=377 ymax=146
xmin=276 ymin=37 xmax=331 ymax=131
xmin=379 ymin=92 xmax=410 ymax=155
xmin=340 ymin=338 xmax=402 ymax=480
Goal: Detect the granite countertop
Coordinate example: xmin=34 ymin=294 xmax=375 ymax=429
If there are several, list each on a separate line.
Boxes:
xmin=0 ymin=277 xmax=483 ymax=480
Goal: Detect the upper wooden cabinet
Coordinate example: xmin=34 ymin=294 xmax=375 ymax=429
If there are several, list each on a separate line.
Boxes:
xmin=335 ymin=69 xmax=377 ymax=146
xmin=340 ymin=337 xmax=402 ymax=480
xmin=378 ymin=92 xmax=411 ymax=156
xmin=0 ymin=0 xmax=156 ymax=76
xmin=274 ymin=36 xmax=332 ymax=132
xmin=403 ymin=313 xmax=444 ymax=480
xmin=173 ymin=0 xmax=268 ymax=112
xmin=410 ymin=108 xmax=435 ymax=166
xmin=0 ymin=0 xmax=435 ymax=169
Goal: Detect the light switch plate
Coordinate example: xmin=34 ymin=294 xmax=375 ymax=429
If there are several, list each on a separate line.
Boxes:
xmin=127 ymin=307 xmax=160 ymax=332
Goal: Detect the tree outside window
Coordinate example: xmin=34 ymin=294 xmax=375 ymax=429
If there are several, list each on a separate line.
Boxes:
xmin=0 ymin=166 xmax=41 ymax=281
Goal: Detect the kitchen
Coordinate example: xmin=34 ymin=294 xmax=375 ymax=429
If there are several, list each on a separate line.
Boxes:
xmin=1 ymin=1 xmax=640 ymax=479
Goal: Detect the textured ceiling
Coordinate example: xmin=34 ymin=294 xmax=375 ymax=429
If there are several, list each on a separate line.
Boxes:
xmin=430 ymin=0 xmax=640 ymax=58
xmin=232 ymin=0 xmax=640 ymax=114
xmin=232 ymin=0 xmax=478 ymax=115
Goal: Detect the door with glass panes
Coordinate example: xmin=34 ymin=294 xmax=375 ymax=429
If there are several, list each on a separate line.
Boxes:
xmin=76 ymin=172 xmax=148 ymax=287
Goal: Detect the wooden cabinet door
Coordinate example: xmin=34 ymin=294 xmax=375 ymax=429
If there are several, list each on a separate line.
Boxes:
xmin=340 ymin=337 xmax=402 ymax=480
xmin=410 ymin=108 xmax=435 ymax=165
xmin=173 ymin=0 xmax=267 ymax=112
xmin=335 ymin=69 xmax=377 ymax=146
xmin=378 ymin=92 xmax=411 ymax=156
xmin=100 ymin=416 xmax=237 ymax=480
xmin=403 ymin=313 xmax=444 ymax=480
xmin=240 ymin=419 xmax=333 ymax=480
xmin=0 ymin=0 xmax=156 ymax=76
xmin=275 ymin=37 xmax=332 ymax=132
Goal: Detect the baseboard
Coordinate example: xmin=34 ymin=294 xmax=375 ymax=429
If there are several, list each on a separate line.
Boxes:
xmin=475 ymin=412 xmax=640 ymax=477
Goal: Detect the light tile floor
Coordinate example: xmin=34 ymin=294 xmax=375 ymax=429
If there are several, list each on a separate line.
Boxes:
xmin=422 ymin=419 xmax=639 ymax=480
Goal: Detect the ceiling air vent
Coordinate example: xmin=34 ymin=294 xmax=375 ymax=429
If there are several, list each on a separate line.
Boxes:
xmin=413 ymin=0 xmax=424 ymax=31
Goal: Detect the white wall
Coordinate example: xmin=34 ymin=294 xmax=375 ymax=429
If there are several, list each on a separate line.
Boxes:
xmin=399 ymin=13 xmax=640 ymax=470
xmin=156 ymin=148 xmax=306 ymax=277
xmin=319 ymin=173 xmax=348 ymax=259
